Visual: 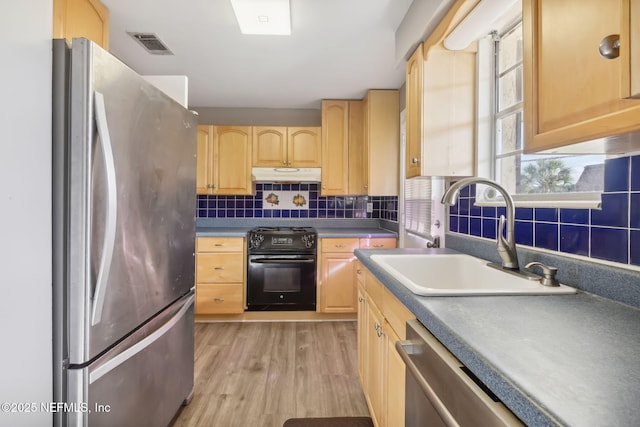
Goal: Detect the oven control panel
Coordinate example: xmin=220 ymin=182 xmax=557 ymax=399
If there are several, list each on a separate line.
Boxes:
xmin=247 ymin=229 xmax=316 ymax=252
xmin=271 ymin=237 xmax=293 ymax=245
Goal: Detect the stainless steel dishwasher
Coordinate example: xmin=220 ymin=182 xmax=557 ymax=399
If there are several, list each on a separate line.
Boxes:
xmin=396 ymin=319 xmax=523 ymax=427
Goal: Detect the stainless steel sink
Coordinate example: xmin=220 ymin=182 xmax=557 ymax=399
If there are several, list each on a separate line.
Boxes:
xmin=369 ymin=253 xmax=576 ymax=296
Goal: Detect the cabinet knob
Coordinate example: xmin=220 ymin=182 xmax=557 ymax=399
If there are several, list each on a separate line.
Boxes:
xmin=335 ymin=244 xmax=345 ymax=248
xmin=373 ymin=244 xmax=384 ymax=248
xmin=282 ymin=160 xmax=287 ymax=165
xmin=411 ymin=157 xmax=419 ymax=165
xmin=213 ymin=297 xmax=225 ymax=302
xmin=599 ymin=34 xmax=620 ymax=59
xmin=358 ymin=296 xmax=364 ymax=302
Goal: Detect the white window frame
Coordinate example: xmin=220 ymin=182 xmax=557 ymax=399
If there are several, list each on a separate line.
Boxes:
xmin=474 ymin=22 xmax=603 ymax=209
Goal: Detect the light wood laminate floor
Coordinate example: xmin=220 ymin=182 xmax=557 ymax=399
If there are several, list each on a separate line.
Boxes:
xmin=172 ymin=321 xmax=369 ymax=427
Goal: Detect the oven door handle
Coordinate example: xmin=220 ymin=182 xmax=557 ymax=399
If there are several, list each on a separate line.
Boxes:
xmin=250 ymin=258 xmax=315 ymax=264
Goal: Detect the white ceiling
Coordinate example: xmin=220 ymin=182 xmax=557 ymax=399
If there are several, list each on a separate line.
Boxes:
xmin=102 ymin=0 xmax=417 ymax=109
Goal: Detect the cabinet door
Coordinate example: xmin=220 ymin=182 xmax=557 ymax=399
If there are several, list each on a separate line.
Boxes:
xmin=319 ymin=253 xmax=357 ymax=313
xmin=365 ymin=90 xmax=400 ymax=196
xmin=196 ymin=126 xmax=213 ymax=195
xmin=365 ymin=297 xmax=386 ymax=427
xmin=53 ymin=0 xmax=110 ymax=49
xmin=321 ymin=100 xmax=350 ymax=195
xmin=357 ymin=280 xmax=366 ymax=384
xmin=422 ymin=49 xmax=475 ymax=176
xmin=348 ymin=100 xmax=366 ymax=195
xmin=524 ymin=0 xmax=640 ymax=152
xmin=252 ymin=126 xmax=287 ymax=167
xmin=213 ymin=126 xmax=253 ymax=195
xmin=385 ymin=324 xmax=405 ymax=427
xmin=287 ymin=127 xmax=322 ymax=167
xmin=405 ymin=44 xmax=423 ymax=178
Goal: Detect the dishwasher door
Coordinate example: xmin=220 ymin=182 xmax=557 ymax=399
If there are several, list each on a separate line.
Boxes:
xmin=396 ymin=319 xmax=523 ymax=427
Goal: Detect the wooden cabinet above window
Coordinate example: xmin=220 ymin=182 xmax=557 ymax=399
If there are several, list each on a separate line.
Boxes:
xmin=523 ymin=0 xmax=640 ymax=153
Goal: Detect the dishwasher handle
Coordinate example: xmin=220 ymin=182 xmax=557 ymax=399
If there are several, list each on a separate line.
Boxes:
xmin=396 ymin=340 xmax=461 ymax=427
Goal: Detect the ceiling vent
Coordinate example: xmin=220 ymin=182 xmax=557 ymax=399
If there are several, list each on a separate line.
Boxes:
xmin=127 ymin=32 xmax=173 ymax=55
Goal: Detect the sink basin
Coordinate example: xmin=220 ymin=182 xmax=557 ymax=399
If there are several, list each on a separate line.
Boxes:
xmin=369 ymin=253 xmax=577 ymax=296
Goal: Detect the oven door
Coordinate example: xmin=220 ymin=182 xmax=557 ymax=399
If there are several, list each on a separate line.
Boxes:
xmin=247 ymin=254 xmax=316 ymax=311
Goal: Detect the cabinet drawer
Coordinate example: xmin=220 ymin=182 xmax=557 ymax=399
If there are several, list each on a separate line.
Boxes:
xmin=382 ymin=287 xmax=415 ymax=340
xmin=359 ymin=238 xmax=397 ymax=249
xmin=196 ymin=253 xmax=244 ymax=283
xmin=321 ymin=238 xmax=359 ymax=253
xmin=364 ymin=268 xmax=384 ymax=310
xmin=197 ymin=237 xmax=244 ymax=253
xmin=196 ymin=284 xmax=243 ymax=314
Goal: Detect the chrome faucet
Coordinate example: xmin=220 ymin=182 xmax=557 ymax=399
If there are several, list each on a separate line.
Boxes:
xmin=441 ymin=177 xmax=519 ymax=270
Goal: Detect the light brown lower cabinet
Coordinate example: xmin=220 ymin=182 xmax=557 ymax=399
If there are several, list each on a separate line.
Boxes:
xmin=318 ymin=237 xmax=396 ymax=313
xmin=357 ymin=262 xmax=415 ymax=427
xmin=195 ymin=237 xmax=245 ymax=314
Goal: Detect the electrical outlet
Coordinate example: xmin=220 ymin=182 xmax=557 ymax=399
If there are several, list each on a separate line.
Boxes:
xmin=366 ymin=202 xmax=373 ymax=213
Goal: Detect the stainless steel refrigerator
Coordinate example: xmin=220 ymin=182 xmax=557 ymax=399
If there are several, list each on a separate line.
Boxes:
xmin=52 ymin=38 xmax=197 ymax=427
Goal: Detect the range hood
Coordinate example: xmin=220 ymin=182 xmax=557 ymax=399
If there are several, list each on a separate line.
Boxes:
xmin=251 ymin=167 xmax=322 ymax=183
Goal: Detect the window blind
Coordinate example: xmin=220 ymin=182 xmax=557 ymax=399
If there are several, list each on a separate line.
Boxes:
xmin=404 ymin=176 xmax=433 ymax=238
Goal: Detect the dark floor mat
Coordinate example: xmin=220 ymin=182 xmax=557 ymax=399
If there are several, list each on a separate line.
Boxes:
xmin=283 ymin=417 xmax=374 ymax=427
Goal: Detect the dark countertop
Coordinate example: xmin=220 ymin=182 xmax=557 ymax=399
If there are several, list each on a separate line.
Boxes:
xmin=355 ymin=247 xmax=640 ymax=427
xmin=196 ymin=226 xmax=397 ymax=239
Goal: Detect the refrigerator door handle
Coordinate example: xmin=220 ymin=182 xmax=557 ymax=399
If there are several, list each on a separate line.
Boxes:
xmin=91 ymin=91 xmax=118 ymax=326
xmin=89 ymin=294 xmax=195 ymax=384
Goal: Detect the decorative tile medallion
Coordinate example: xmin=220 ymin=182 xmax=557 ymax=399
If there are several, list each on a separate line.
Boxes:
xmin=263 ymin=190 xmax=310 ymax=210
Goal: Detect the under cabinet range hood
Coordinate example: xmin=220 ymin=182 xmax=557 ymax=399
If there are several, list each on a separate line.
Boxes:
xmin=251 ymin=167 xmax=321 ymax=183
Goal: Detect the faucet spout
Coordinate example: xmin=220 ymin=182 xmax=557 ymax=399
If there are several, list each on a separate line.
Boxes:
xmin=441 ymin=177 xmax=519 ymax=271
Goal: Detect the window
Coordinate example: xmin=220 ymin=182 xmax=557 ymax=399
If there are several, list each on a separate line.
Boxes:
xmin=478 ymin=21 xmax=604 ymax=207
xmin=404 ymin=177 xmax=433 ymax=238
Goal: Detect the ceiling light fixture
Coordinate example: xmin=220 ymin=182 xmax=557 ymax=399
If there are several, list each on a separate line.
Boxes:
xmin=230 ymin=0 xmax=291 ymax=35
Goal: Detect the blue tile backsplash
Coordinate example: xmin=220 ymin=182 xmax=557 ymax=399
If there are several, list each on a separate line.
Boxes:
xmin=197 ymin=183 xmax=398 ymax=221
xmin=449 ymin=153 xmax=640 ymax=268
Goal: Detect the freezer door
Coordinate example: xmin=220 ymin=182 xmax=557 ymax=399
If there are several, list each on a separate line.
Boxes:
xmin=67 ymin=293 xmax=195 ymax=427
xmin=66 ymin=38 xmax=197 ymax=364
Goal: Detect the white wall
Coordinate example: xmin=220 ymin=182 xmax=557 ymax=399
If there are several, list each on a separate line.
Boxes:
xmin=0 ymin=1 xmax=53 ymax=426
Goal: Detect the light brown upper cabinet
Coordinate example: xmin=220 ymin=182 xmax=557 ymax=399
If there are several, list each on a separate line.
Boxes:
xmin=252 ymin=126 xmax=321 ymax=167
xmin=523 ymin=0 xmax=640 ymax=153
xmin=197 ymin=125 xmax=253 ymax=195
xmin=214 ymin=126 xmax=253 ymax=195
xmin=322 ymin=94 xmax=399 ymax=196
xmin=196 ymin=125 xmax=214 ymax=195
xmin=53 ymin=0 xmax=110 ymax=49
xmin=404 ymin=0 xmax=477 ymax=178
xmin=405 ymin=44 xmax=424 ymax=179
xmin=363 ymin=90 xmax=400 ymax=196
xmin=321 ymin=100 xmax=362 ymax=196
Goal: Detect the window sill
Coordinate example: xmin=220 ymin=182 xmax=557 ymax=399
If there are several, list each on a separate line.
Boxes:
xmin=473 ymin=192 xmax=602 ymax=209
